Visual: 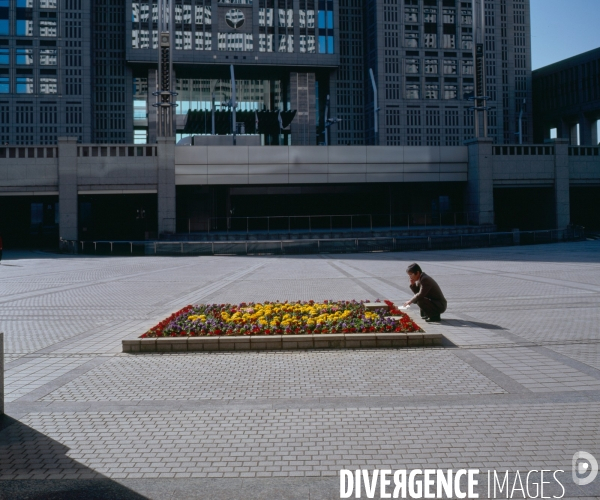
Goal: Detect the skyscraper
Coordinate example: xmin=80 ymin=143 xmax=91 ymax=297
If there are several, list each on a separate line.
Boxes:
xmin=0 ymin=0 xmax=532 ymax=146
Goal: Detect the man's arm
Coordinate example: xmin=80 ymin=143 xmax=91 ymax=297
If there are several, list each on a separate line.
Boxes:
xmin=408 ymin=276 xmax=433 ymax=304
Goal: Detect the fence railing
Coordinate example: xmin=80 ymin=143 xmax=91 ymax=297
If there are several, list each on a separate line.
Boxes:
xmin=68 ymin=227 xmax=584 ymax=257
xmin=172 ymin=211 xmax=494 ymax=235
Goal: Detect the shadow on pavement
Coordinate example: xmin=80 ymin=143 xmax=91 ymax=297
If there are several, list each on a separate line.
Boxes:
xmin=0 ymin=415 xmax=148 ymax=500
xmin=440 ymin=319 xmax=507 ymax=330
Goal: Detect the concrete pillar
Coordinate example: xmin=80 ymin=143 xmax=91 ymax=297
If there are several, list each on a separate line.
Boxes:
xmin=592 ymin=118 xmax=599 ymax=145
xmin=157 ymin=137 xmax=176 ymax=235
xmin=57 ymin=137 xmax=79 ymax=241
xmin=465 ymin=137 xmax=494 ymax=226
xmin=569 ymin=123 xmax=579 ymax=145
xmin=553 ymin=138 xmax=570 ymax=230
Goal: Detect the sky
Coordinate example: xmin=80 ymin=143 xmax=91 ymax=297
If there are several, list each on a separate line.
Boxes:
xmin=530 ymin=0 xmax=600 ymax=69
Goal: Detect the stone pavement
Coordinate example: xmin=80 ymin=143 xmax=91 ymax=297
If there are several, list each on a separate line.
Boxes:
xmin=1 ymin=243 xmax=600 ymax=499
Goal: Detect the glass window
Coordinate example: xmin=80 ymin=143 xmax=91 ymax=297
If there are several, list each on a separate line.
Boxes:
xmin=16 ymin=20 xmax=34 ymax=36
xmin=16 ymin=76 xmax=34 ymax=93
xmin=443 ymin=8 xmax=455 ymax=24
xmin=16 ymin=48 xmax=33 ymax=65
xmin=40 ymin=49 xmax=57 ymax=65
xmin=444 ymin=84 xmax=457 ymax=99
xmin=40 ymin=77 xmax=57 ymax=94
xmin=443 ymin=59 xmax=457 ymax=74
xmin=405 ymin=59 xmax=419 ymax=74
xmin=424 ymin=33 xmax=437 ymax=48
xmin=405 ymin=33 xmax=418 ymax=48
xmin=0 ymin=76 xmax=8 ymax=93
xmin=424 ymin=8 xmax=437 ymax=23
xmin=405 ymin=7 xmax=418 ymax=23
xmin=424 ymin=59 xmax=438 ymax=74
xmin=461 ymin=33 xmax=473 ymax=50
xmin=462 ymin=60 xmax=473 ymax=75
xmin=40 ymin=19 xmax=57 ymax=37
xmin=425 ymin=84 xmax=439 ymax=99
xmin=443 ymin=34 xmax=455 ymax=49
xmin=0 ymin=48 xmax=8 ymax=64
xmin=461 ymin=10 xmax=472 ymax=24
xmin=0 ymin=1 xmax=8 ymax=36
xmin=40 ymin=0 xmax=57 ymax=7
xmin=406 ymin=83 xmax=420 ymax=99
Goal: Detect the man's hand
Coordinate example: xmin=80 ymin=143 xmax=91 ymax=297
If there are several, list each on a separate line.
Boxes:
xmin=409 ymin=276 xmax=417 ymax=285
xmin=403 ymin=300 xmax=411 ymax=307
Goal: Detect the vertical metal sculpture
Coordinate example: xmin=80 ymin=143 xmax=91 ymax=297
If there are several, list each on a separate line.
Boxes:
xmin=470 ymin=0 xmax=489 ymax=138
xmin=153 ymin=0 xmax=177 ymax=138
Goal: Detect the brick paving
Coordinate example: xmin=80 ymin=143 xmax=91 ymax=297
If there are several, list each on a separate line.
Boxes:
xmin=1 ymin=243 xmax=600 ymax=499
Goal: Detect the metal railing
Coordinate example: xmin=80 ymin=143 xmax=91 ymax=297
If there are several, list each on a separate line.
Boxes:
xmin=173 ymin=211 xmax=494 ymax=235
xmin=68 ymin=226 xmax=584 ymax=257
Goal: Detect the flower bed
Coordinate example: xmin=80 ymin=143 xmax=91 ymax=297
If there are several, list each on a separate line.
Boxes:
xmin=141 ymin=300 xmax=422 ymax=338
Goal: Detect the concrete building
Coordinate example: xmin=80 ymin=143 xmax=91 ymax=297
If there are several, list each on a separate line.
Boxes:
xmin=533 ymin=47 xmax=600 ymax=146
xmin=2 ymin=0 xmax=598 ymax=247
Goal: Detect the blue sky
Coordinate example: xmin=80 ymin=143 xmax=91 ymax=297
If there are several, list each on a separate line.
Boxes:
xmin=531 ymin=0 xmax=600 ymax=69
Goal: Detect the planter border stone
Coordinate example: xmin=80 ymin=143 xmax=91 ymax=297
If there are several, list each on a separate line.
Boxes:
xmin=122 ymin=331 xmax=443 ymax=353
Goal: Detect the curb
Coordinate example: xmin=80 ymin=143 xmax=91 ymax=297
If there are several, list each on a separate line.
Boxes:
xmin=122 ymin=332 xmax=443 ymax=353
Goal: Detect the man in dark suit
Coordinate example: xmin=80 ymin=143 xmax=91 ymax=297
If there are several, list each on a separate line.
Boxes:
xmin=402 ymin=263 xmax=447 ymax=322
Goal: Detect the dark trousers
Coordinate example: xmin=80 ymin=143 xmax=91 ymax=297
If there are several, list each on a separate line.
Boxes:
xmin=415 ymin=297 xmax=445 ymax=318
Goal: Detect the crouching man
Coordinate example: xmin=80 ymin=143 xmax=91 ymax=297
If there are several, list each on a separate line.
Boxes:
xmin=402 ymin=262 xmax=447 ymax=322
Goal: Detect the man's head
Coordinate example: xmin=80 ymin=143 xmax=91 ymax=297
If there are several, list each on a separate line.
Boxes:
xmin=406 ymin=262 xmax=422 ymax=280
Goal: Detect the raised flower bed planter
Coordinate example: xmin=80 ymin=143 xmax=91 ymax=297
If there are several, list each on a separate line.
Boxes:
xmin=122 ymin=300 xmax=445 ymax=352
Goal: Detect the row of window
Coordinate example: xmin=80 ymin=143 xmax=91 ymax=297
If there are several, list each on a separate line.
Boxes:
xmin=0 ymin=1 xmax=57 ymax=7
xmin=385 ymin=81 xmax=473 ymax=100
xmin=132 ymin=30 xmax=333 ymax=53
xmin=405 ymin=58 xmax=473 ymax=75
xmin=0 ymin=48 xmax=57 ymax=65
xmin=0 ymin=12 xmax=58 ymax=37
xmin=399 ymin=32 xmax=472 ymax=50
xmin=0 ymin=76 xmax=57 ymax=94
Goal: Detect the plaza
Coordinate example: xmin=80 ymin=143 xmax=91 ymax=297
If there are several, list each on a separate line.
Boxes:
xmin=1 ymin=241 xmax=600 ymax=499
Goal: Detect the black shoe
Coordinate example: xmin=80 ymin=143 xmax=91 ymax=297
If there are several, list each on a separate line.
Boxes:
xmin=425 ymin=315 xmax=441 ymax=322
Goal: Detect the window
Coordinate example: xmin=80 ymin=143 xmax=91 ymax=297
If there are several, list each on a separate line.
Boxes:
xmin=405 ymin=59 xmax=419 ymax=74
xmin=16 ymin=49 xmax=33 ymax=65
xmin=405 ymin=7 xmax=418 ymax=22
xmin=406 ymin=83 xmax=420 ymax=99
xmin=461 ymin=33 xmax=472 ymax=50
xmin=443 ymin=59 xmax=457 ymax=74
xmin=40 ymin=77 xmax=57 ymax=94
xmin=461 ymin=9 xmax=472 ymax=24
xmin=424 ymin=59 xmax=438 ymax=74
xmin=425 ymin=84 xmax=439 ymax=99
xmin=0 ymin=76 xmax=8 ymax=93
xmin=424 ymin=8 xmax=437 ymax=23
xmin=40 ymin=0 xmax=57 ymax=6
xmin=39 ymin=16 xmax=57 ymax=37
xmin=462 ymin=59 xmax=473 ymax=75
xmin=16 ymin=77 xmax=34 ymax=93
xmin=443 ymin=8 xmax=455 ymax=24
xmin=405 ymin=33 xmax=419 ymax=48
xmin=0 ymin=1 xmax=8 ymax=35
xmin=40 ymin=49 xmax=57 ymax=65
xmin=0 ymin=48 xmax=8 ymax=64
xmin=444 ymin=84 xmax=457 ymax=99
xmin=424 ymin=33 xmax=437 ymax=48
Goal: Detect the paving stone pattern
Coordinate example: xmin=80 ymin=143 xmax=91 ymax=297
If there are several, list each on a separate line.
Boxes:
xmin=1 ymin=244 xmax=600 ymax=499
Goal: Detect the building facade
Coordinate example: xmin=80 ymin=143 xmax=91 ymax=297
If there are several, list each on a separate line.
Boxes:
xmin=533 ymin=47 xmax=600 ymax=146
xmin=0 ymin=0 xmax=533 ymax=147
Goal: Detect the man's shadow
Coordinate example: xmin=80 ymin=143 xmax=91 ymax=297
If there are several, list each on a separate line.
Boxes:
xmin=0 ymin=415 xmax=148 ymax=500
xmin=440 ymin=318 xmax=507 ymax=330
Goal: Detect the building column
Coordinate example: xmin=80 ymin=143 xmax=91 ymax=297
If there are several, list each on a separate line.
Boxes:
xmin=157 ymin=137 xmax=176 ymax=235
xmin=465 ymin=137 xmax=494 ymax=226
xmin=57 ymin=137 xmax=79 ymax=241
xmin=290 ymin=72 xmax=316 ymax=145
xmin=553 ymin=138 xmax=570 ymax=230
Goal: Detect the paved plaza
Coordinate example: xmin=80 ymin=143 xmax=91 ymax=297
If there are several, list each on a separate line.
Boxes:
xmin=1 ymin=242 xmax=600 ymax=499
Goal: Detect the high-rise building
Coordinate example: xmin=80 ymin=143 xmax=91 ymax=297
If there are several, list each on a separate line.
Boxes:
xmin=0 ymin=0 xmax=532 ymax=146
